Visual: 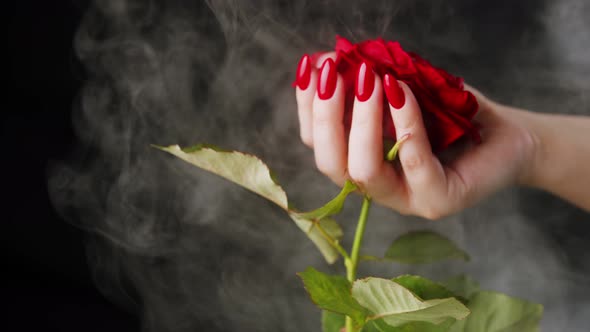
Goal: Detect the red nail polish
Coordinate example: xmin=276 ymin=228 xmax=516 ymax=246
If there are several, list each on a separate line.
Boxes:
xmin=355 ymin=62 xmax=375 ymax=102
xmin=384 ymin=73 xmax=405 ymax=109
xmin=295 ymin=54 xmax=311 ymax=90
xmin=317 ymin=58 xmax=337 ymax=100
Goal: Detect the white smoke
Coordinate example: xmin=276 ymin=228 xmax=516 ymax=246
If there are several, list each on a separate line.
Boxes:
xmin=48 ymin=0 xmax=590 ymax=331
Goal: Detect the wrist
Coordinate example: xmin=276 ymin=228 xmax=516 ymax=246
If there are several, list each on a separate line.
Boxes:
xmin=516 ymin=110 xmax=590 ymax=211
xmin=517 ymin=110 xmax=550 ymax=189
xmin=501 ymin=105 xmax=545 ymax=188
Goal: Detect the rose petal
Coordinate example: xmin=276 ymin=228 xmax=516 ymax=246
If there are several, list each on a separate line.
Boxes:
xmin=330 ymin=36 xmax=479 ymax=151
xmin=335 ymin=35 xmax=354 ymax=53
xmin=358 ymin=39 xmax=395 ymax=68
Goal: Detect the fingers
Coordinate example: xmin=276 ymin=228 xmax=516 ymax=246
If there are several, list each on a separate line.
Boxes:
xmin=347 ymin=63 xmax=403 ymax=200
xmin=295 ymin=53 xmax=337 ymax=147
xmin=295 ymin=53 xmax=347 ymax=185
xmin=384 ymin=75 xmax=448 ymax=218
xmin=312 ymin=58 xmax=348 ymax=185
xmin=295 ymin=54 xmax=317 ymax=147
xmin=295 ymin=54 xmax=461 ymax=219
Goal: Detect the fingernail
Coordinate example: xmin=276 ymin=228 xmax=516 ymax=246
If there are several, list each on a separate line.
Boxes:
xmin=355 ymin=61 xmax=375 ymax=102
xmin=317 ymin=58 xmax=337 ymax=100
xmin=384 ymin=74 xmax=405 ymax=109
xmin=295 ymin=54 xmax=311 ymax=90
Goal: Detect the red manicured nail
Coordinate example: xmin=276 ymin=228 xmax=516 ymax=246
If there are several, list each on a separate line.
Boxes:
xmin=384 ymin=73 xmax=405 ymax=109
xmin=295 ymin=54 xmax=311 ymax=90
xmin=355 ymin=62 xmax=375 ymax=102
xmin=317 ymin=58 xmax=337 ymax=100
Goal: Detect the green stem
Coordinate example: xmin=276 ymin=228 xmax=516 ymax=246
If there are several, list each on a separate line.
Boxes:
xmin=343 ymin=136 xmax=405 ymax=331
xmin=345 ymin=195 xmax=372 ymax=332
xmin=348 ymin=195 xmax=372 ymax=281
xmin=386 ymin=133 xmax=410 ymax=161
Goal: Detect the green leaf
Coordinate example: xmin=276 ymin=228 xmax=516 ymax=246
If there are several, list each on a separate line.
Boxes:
xmin=385 ymin=231 xmax=469 ymax=264
xmin=448 ymin=291 xmax=543 ymax=332
xmin=362 ymin=319 xmax=399 ymax=332
xmin=360 ymin=255 xmax=382 ymax=262
xmin=322 ymin=311 xmax=345 ymax=332
xmin=330 ymin=313 xmax=451 ymax=332
xmin=363 ymin=319 xmax=455 ymax=332
xmin=298 ymin=267 xmax=367 ymax=327
xmin=290 ymin=215 xmax=344 ymax=264
xmin=295 ymin=180 xmax=358 ymax=220
xmin=155 ymin=144 xmax=343 ymax=263
xmin=352 ymin=278 xmax=470 ymax=327
xmin=155 ymin=144 xmax=289 ymax=207
xmin=392 ymin=275 xmax=457 ymax=301
xmin=442 ymin=275 xmax=480 ymax=299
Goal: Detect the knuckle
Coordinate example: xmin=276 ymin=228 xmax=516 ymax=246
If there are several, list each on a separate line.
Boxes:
xmin=352 ymin=110 xmax=374 ymax=128
xmin=393 ymin=205 xmax=416 ymax=218
xmin=313 ymin=108 xmax=334 ymax=127
xmin=422 ymin=211 xmax=442 ymax=221
xmin=349 ymin=167 xmax=378 ymax=187
xmin=407 ymin=196 xmax=446 ymax=220
xmin=401 ymin=153 xmax=425 ymax=172
xmin=397 ymin=113 xmax=419 ymax=131
xmin=419 ymin=205 xmax=445 ymax=221
xmin=393 ymin=206 xmax=412 ymax=217
xmin=316 ymin=161 xmax=344 ymax=181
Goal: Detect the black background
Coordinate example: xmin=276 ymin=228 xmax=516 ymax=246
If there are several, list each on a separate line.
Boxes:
xmin=5 ymin=1 xmax=138 ymax=331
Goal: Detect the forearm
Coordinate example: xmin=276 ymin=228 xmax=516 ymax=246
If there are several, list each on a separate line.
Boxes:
xmin=526 ymin=112 xmax=590 ymax=211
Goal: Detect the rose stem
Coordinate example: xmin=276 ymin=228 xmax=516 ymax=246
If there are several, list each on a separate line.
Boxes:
xmin=345 ymin=195 xmax=372 ymax=332
xmin=344 ymin=135 xmax=407 ymax=331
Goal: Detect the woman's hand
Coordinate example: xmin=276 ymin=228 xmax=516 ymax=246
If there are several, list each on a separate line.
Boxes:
xmin=295 ymin=54 xmax=540 ymax=219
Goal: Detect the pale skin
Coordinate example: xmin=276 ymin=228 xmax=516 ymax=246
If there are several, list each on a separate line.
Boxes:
xmin=296 ymin=54 xmax=590 ymax=219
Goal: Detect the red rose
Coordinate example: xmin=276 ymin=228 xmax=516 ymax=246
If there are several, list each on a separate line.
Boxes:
xmin=333 ymin=36 xmax=480 ymax=151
